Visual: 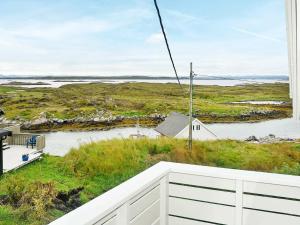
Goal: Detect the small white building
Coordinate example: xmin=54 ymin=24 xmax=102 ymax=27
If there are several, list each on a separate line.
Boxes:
xmin=155 ymin=112 xmax=217 ymax=140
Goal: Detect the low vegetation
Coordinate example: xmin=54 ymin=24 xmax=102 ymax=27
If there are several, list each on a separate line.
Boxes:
xmin=0 ymin=82 xmax=291 ymax=130
xmin=0 ymin=138 xmax=300 ymax=224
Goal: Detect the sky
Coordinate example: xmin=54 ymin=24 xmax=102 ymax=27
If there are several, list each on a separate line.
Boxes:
xmin=0 ymin=0 xmax=288 ymax=76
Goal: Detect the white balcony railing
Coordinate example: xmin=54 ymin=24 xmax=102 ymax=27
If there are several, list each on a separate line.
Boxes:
xmin=50 ymin=162 xmax=300 ymax=225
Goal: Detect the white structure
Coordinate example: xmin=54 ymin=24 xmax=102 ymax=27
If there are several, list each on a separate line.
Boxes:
xmin=50 ymin=161 xmax=300 ymax=225
xmin=155 ymin=112 xmax=217 ymax=140
xmin=286 ymin=0 xmax=300 ymax=120
xmin=2 ymin=125 xmax=45 ymax=173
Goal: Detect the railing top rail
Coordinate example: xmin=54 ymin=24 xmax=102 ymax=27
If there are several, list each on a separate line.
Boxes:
xmin=165 ymin=162 xmax=300 ymax=187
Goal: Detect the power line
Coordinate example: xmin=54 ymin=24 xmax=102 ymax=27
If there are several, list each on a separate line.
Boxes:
xmin=153 ymin=0 xmax=183 ymax=89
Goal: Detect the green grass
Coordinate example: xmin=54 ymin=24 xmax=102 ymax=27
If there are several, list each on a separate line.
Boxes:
xmin=0 ymin=138 xmax=300 ymax=224
xmin=0 ymin=83 xmax=292 ymax=127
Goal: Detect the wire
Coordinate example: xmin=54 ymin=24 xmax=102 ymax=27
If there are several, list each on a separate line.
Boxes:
xmin=153 ymin=0 xmax=183 ymax=89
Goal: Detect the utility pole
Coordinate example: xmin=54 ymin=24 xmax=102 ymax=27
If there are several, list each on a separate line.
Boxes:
xmin=188 ymin=62 xmax=193 ymax=151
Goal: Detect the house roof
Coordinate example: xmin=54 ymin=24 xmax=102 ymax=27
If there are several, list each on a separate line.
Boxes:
xmin=0 ymin=129 xmax=12 ymax=138
xmin=155 ymin=112 xmax=195 ymax=137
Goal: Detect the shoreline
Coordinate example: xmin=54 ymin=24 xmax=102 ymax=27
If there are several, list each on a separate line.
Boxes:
xmin=2 ymin=112 xmax=290 ymax=133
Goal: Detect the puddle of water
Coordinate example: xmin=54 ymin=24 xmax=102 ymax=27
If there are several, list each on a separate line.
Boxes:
xmin=231 ymin=101 xmax=285 ymax=105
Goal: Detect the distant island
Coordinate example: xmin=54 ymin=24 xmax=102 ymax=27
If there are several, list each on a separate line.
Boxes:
xmin=0 ymin=75 xmax=289 ymax=80
xmin=1 ymin=81 xmax=51 ymax=86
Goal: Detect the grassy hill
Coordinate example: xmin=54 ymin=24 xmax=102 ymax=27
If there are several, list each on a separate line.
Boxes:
xmin=0 ymin=138 xmax=299 ymax=224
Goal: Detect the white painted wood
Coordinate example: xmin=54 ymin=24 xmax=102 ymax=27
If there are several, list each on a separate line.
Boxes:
xmin=151 ymin=218 xmax=160 ymax=225
xmin=50 ymin=162 xmax=300 ymax=225
xmin=129 ymin=185 xmax=160 ymax=220
xmin=243 ymin=194 xmax=300 ymax=216
xmin=169 ymin=197 xmax=235 ymax=225
xmin=159 ymin=177 xmax=168 ymax=225
xmin=129 ymin=182 xmax=160 ymax=204
xmin=169 ymin=183 xmax=235 ymax=205
xmin=174 ymin=119 xmax=217 ymax=140
xmin=168 ymin=216 xmax=214 ymax=225
xmin=116 ymin=203 xmax=129 ymax=225
xmin=165 ymin=162 xmax=300 ymax=187
xmin=244 ymin=181 xmax=300 ymax=199
xmin=243 ymin=209 xmax=300 ymax=225
xmin=235 ymin=180 xmax=243 ymax=225
xmin=3 ymin=145 xmax=42 ymax=172
xmin=101 ymin=217 xmax=117 ymax=225
xmin=286 ymin=0 xmax=294 ymax=98
xmin=49 ymin=162 xmax=169 ymax=225
xmin=169 ymin=172 xmax=235 ymax=191
xmin=286 ymin=0 xmax=300 ymax=119
xmin=295 ymin=0 xmax=300 ymax=120
xmin=94 ymin=214 xmax=117 ymax=225
xmin=130 ymin=200 xmax=160 ymax=225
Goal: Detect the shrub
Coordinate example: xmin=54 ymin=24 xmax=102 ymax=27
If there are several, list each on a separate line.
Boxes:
xmin=5 ymin=176 xmax=27 ymax=206
xmin=4 ymin=176 xmax=57 ymax=221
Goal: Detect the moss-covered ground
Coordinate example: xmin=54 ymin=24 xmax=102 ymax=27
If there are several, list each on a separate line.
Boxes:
xmin=0 ymin=82 xmax=291 ymax=128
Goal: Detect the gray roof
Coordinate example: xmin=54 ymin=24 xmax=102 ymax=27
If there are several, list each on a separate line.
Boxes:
xmin=155 ymin=112 xmax=194 ymax=137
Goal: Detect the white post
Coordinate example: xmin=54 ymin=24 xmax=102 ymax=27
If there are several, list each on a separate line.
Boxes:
xmin=286 ymin=0 xmax=300 ymax=120
xmin=235 ymin=180 xmax=243 ymax=225
xmin=286 ymin=0 xmax=294 ymax=98
xmin=116 ymin=202 xmax=129 ymax=225
xmin=160 ymin=176 xmax=169 ymax=225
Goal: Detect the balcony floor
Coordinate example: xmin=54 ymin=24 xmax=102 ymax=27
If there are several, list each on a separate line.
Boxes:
xmin=3 ymin=145 xmax=42 ymax=173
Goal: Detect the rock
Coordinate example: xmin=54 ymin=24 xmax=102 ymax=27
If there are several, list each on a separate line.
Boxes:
xmin=52 ymin=118 xmax=64 ymax=124
xmin=39 ymin=111 xmax=47 ymax=119
xmin=93 ymin=117 xmax=100 ymax=122
xmin=245 ymin=136 xmax=259 ymax=142
xmin=31 ymin=118 xmax=48 ymax=126
xmin=0 ymin=109 xmax=4 ymax=116
xmin=268 ymin=134 xmax=276 ymax=139
xmin=245 ymin=134 xmax=296 ymax=144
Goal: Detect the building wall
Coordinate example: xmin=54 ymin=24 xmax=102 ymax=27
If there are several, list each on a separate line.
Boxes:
xmin=286 ymin=0 xmax=300 ymax=120
xmin=4 ymin=125 xmax=21 ymax=143
xmin=175 ymin=120 xmax=217 ymax=140
xmin=5 ymin=125 xmax=21 ymax=134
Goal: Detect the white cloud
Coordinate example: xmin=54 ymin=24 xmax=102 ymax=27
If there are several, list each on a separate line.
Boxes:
xmin=232 ymin=27 xmax=284 ymax=43
xmin=0 ymin=0 xmax=288 ymax=76
xmin=2 ymin=18 xmax=109 ymax=41
xmin=146 ymin=33 xmax=164 ymax=44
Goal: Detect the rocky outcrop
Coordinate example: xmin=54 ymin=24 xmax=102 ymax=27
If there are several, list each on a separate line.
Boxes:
xmin=245 ymin=135 xmax=259 ymax=142
xmin=245 ymin=134 xmax=295 ymax=143
xmin=20 ymin=113 xmax=167 ymax=131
